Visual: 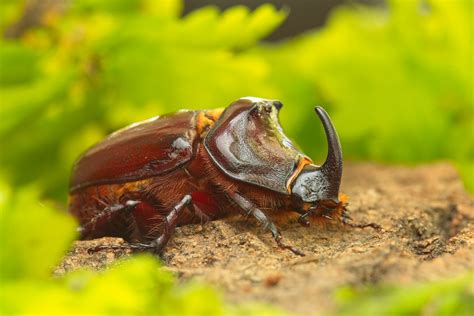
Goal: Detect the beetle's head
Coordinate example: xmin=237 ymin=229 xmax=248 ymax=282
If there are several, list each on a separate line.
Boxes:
xmin=291 ymin=107 xmax=346 ymax=221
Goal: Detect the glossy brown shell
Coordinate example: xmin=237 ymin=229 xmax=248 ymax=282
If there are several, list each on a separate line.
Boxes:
xmin=70 ymin=111 xmax=198 ymax=192
xmin=204 ymin=99 xmax=308 ymax=194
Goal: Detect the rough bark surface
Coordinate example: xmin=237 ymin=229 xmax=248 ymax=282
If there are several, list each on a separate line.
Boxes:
xmin=57 ymin=163 xmax=474 ymax=315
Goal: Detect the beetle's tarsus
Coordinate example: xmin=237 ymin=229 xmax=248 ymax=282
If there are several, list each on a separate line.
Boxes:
xmin=275 ymin=236 xmax=305 ymax=256
xmin=344 ymin=221 xmax=381 ymax=230
xmin=341 ymin=210 xmax=381 ymax=230
xmin=86 ymin=242 xmax=156 ymax=254
xmin=86 ymin=243 xmax=133 ymax=254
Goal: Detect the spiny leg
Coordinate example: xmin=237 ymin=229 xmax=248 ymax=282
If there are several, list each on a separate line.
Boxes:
xmin=149 ymin=194 xmax=192 ymax=253
xmin=80 ymin=200 xmax=140 ymax=238
xmin=230 ymin=193 xmax=305 ymax=256
xmin=88 ymin=195 xmax=192 ymax=254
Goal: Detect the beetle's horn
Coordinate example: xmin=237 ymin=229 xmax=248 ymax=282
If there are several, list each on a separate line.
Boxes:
xmin=315 ymin=106 xmax=342 ymax=198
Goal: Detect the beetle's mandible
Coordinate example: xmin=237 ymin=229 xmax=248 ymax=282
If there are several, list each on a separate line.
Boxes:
xmin=69 ymin=97 xmax=369 ymax=256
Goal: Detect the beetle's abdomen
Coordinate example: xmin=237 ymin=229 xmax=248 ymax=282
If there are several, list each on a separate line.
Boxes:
xmin=69 ymin=168 xmax=227 ymax=242
xmin=69 ymin=180 xmax=150 ymax=240
xmin=70 ymin=111 xmax=199 ymax=192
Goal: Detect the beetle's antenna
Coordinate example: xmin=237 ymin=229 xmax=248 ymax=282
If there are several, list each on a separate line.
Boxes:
xmin=314 ymin=107 xmax=343 ymax=200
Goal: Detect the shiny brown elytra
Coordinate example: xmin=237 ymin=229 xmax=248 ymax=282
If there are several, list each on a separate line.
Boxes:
xmin=69 ymin=97 xmax=366 ymax=256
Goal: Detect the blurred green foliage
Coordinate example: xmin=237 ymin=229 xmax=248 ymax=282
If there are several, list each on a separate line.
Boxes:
xmin=0 ymin=0 xmax=472 ymax=314
xmin=333 ymin=274 xmax=474 ymax=316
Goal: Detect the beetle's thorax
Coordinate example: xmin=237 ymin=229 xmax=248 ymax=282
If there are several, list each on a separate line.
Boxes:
xmin=203 ymin=98 xmax=307 ymax=194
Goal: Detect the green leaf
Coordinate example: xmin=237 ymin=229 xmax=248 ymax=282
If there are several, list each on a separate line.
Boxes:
xmin=0 ymin=186 xmax=76 ymax=280
xmin=333 ymin=274 xmax=474 ymax=316
xmin=0 ymin=42 xmax=39 ymax=86
xmin=71 ymin=0 xmax=143 ymax=14
xmin=0 ymin=71 xmax=73 ymax=138
xmin=143 ymin=0 xmax=182 ymax=19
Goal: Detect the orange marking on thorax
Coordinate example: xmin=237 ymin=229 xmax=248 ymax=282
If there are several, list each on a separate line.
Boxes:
xmin=196 ymin=108 xmax=224 ymax=136
xmin=286 ymin=156 xmax=313 ymax=193
xmin=205 ymin=108 xmax=225 ymax=121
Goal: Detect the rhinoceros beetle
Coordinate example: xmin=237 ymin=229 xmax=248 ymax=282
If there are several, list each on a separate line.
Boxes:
xmin=69 ymin=97 xmax=378 ymax=256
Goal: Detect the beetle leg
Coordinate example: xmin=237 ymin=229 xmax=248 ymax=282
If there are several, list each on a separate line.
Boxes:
xmin=119 ymin=194 xmax=193 ymax=254
xmin=298 ymin=212 xmax=311 ymax=227
xmin=79 ymin=200 xmax=140 ymax=238
xmin=149 ymin=194 xmax=192 ymax=253
xmin=230 ymin=193 xmax=305 ymax=256
xmin=341 ymin=209 xmax=381 ymax=230
xmin=87 ymin=195 xmax=192 ymax=254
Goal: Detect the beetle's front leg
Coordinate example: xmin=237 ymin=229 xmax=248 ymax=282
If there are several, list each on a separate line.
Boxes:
xmin=230 ymin=193 xmax=305 ymax=256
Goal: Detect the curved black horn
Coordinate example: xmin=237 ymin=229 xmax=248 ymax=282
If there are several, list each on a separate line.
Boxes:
xmin=314 ymin=106 xmax=343 ymax=191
